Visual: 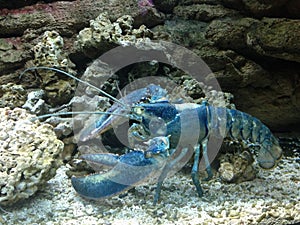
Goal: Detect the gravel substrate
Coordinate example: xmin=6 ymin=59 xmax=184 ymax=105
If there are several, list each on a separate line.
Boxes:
xmin=1 ymin=155 xmax=299 ymax=225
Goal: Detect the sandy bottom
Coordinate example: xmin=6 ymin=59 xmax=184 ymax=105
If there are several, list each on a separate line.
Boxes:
xmin=1 ymin=155 xmax=299 ymax=225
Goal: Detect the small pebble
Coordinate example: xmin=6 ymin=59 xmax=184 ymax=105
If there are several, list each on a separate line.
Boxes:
xmin=256 ymin=213 xmax=266 ymax=223
xmin=229 ymin=210 xmax=239 ymax=217
xmin=268 ymin=210 xmax=280 ymax=218
xmin=0 ymin=215 xmax=5 ymax=224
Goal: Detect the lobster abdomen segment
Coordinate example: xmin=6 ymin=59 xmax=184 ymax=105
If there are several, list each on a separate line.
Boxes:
xmin=209 ymin=107 xmax=283 ymax=169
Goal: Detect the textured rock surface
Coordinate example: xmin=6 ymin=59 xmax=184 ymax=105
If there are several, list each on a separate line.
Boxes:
xmin=0 ymin=107 xmax=64 ymax=206
xmin=247 ymin=18 xmax=300 ymax=63
xmin=0 ymin=37 xmax=30 ymax=75
xmin=28 ymin=30 xmax=77 ymax=106
xmin=174 ymin=4 xmax=237 ymax=21
xmin=0 ymin=0 xmax=162 ymax=37
xmin=0 ymin=0 xmax=164 ymax=82
xmin=206 ymin=17 xmax=300 ymax=63
xmin=75 ymin=13 xmax=154 ymax=59
xmin=22 ymin=89 xmax=48 ymax=115
xmin=218 ymin=148 xmax=256 ymax=183
xmin=165 ymin=1 xmax=300 ymax=132
xmin=0 ymin=0 xmax=299 ymax=130
xmin=0 ymin=83 xmax=26 ymax=108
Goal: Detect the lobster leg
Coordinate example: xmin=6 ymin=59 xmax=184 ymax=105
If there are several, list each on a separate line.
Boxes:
xmin=154 ymin=180 xmax=163 ymax=205
xmin=191 ymin=144 xmax=204 ymax=198
xmin=201 ymin=138 xmax=213 ymax=181
xmin=153 ymin=147 xmax=191 ymax=204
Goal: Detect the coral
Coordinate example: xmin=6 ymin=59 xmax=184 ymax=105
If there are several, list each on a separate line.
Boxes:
xmin=163 ymin=74 xmax=235 ymax=108
xmin=218 ymin=148 xmax=256 ymax=183
xmin=30 ymin=30 xmax=76 ymax=106
xmin=181 ymin=78 xmax=235 ymax=108
xmin=0 ymin=107 xmax=64 ymax=206
xmin=33 ymin=30 xmax=72 ymax=68
xmin=22 ymin=89 xmax=49 ymax=115
xmin=75 ymin=13 xmax=154 ymax=58
xmin=0 ymin=83 xmax=26 ymax=108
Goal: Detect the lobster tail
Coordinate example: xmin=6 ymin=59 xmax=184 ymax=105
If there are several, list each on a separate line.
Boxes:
xmin=256 ymin=136 xmax=282 ymax=169
xmin=215 ymin=107 xmax=283 ymax=169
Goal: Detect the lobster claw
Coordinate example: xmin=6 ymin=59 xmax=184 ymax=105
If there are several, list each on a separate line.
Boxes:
xmin=71 ymin=137 xmax=170 ymax=200
xmin=78 ymin=106 xmax=128 ymax=142
xmin=71 ymin=172 xmax=131 ymax=199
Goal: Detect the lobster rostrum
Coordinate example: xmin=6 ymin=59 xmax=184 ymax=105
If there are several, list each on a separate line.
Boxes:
xmin=22 ymin=67 xmax=283 ymax=204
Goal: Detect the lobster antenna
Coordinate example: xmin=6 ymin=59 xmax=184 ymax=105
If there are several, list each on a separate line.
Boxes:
xmin=115 ymin=80 xmax=124 ymax=99
xmin=0 ymin=206 xmax=11 ymax=214
xmin=20 ymin=66 xmax=129 ymax=109
xmin=31 ymin=111 xmax=130 ymax=121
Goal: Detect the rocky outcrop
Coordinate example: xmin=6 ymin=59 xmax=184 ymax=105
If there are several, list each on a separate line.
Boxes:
xmin=167 ymin=1 xmax=300 ymax=132
xmin=0 ymin=0 xmax=164 ymax=77
xmin=0 ymin=83 xmax=26 ymax=108
xmin=0 ymin=0 xmax=163 ymax=37
xmin=0 ymin=0 xmax=299 ymax=132
xmin=30 ymin=30 xmax=76 ymax=105
xmin=74 ymin=13 xmax=154 ymax=59
xmin=206 ymin=17 xmax=300 ymax=63
xmin=0 ymin=107 xmax=64 ymax=206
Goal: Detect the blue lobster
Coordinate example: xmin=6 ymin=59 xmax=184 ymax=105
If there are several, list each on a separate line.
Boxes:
xmin=21 ymin=67 xmax=283 ymax=204
xmin=72 ymin=100 xmax=283 ymax=204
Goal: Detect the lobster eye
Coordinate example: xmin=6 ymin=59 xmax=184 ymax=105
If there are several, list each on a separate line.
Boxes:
xmin=134 ymin=106 xmax=144 ymax=115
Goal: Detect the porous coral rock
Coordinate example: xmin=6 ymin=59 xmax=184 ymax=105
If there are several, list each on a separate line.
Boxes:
xmin=0 ymin=83 xmax=26 ymax=108
xmin=22 ymin=89 xmax=49 ymax=115
xmin=0 ymin=107 xmax=64 ymax=206
xmin=218 ymin=148 xmax=256 ymax=183
xmin=165 ymin=74 xmax=235 ymax=108
xmin=30 ymin=30 xmax=76 ymax=105
xmin=33 ymin=31 xmax=66 ymax=68
xmin=181 ymin=78 xmax=235 ymax=108
xmin=75 ymin=13 xmax=154 ymax=58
